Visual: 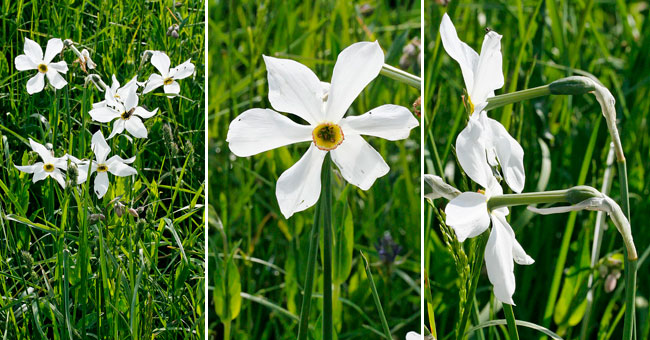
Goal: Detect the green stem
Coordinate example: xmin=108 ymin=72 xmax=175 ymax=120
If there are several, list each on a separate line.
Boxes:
xmin=296 ymin=187 xmax=322 ymax=340
xmin=457 ymin=230 xmax=489 ymax=340
xmin=484 ymin=85 xmax=551 ymax=111
xmin=380 ymin=64 xmax=421 ymax=90
xmin=503 ymin=304 xmax=520 ymax=340
xmin=360 ymin=251 xmax=392 ymax=340
xmin=486 ymin=190 xmax=569 ymax=211
xmin=322 ymin=153 xmax=333 ymax=340
xmin=223 ymin=320 xmax=231 ymax=340
xmin=623 ymin=258 xmax=637 ymax=340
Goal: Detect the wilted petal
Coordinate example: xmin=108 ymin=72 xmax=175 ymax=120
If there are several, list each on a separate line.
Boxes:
xmin=94 ymin=172 xmax=110 ymax=198
xmin=26 ymin=73 xmax=45 ymax=94
xmin=143 ymin=73 xmax=164 ymax=94
xmin=169 ymin=59 xmax=194 ymax=79
xmin=46 ymin=69 xmax=67 ymax=89
xmin=325 ymin=41 xmax=384 ymax=123
xmin=486 ymin=213 xmax=516 ymax=305
xmin=91 ymin=131 xmax=111 ymax=163
xmin=23 ymin=38 xmax=43 ymax=63
xmin=439 ymin=13 xmax=479 ymax=94
xmin=125 ymin=116 xmax=148 ymax=138
xmin=43 ymin=38 xmax=64 ymax=64
xmin=263 ymin=55 xmax=325 ymax=125
xmin=484 ymin=116 xmax=525 ymax=193
xmin=471 ymin=31 xmax=504 ymax=103
xmin=89 ymin=106 xmax=120 ymax=123
xmin=456 ymin=118 xmax=493 ymax=189
xmin=330 ymin=134 xmax=389 ymax=190
xmin=106 ymin=155 xmax=137 ymax=176
xmin=445 ymin=192 xmax=490 ymax=242
xmin=339 ymin=104 xmax=419 ymax=141
xmin=163 ymin=81 xmax=181 ymax=96
xmin=226 ymin=108 xmax=312 ymax=157
xmin=424 ymin=174 xmax=460 ymax=200
xmin=275 ymin=144 xmax=327 ymax=218
xmin=15 ymin=55 xmax=37 ymax=71
xmin=151 ymin=51 xmax=170 ymax=77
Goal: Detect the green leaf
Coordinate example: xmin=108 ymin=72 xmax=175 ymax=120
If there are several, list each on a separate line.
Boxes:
xmin=333 ymin=203 xmax=354 ymax=285
xmin=214 ymin=256 xmax=242 ymax=322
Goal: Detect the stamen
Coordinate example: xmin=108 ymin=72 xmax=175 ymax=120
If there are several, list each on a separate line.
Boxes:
xmin=43 ymin=163 xmax=55 ymax=172
xmin=312 ymin=122 xmax=344 ymax=151
xmin=37 ymin=64 xmax=48 ymax=73
xmin=121 ymin=108 xmax=135 ymax=120
xmin=97 ymin=164 xmax=108 ymax=173
xmin=163 ymin=77 xmax=174 ymax=85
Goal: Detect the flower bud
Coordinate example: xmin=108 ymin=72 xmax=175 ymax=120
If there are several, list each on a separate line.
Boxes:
xmin=548 ymin=76 xmax=596 ymax=96
xmin=424 ymin=174 xmax=460 ymax=201
xmin=114 ymin=201 xmax=125 ymax=217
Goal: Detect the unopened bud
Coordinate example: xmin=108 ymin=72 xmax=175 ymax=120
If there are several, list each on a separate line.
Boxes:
xmin=128 ymin=208 xmax=139 ymax=218
xmin=549 ymin=76 xmax=596 ymax=96
xmin=424 ymin=174 xmax=461 ymax=201
xmin=114 ymin=201 xmax=125 ymax=217
xmin=88 ymin=213 xmax=105 ymax=222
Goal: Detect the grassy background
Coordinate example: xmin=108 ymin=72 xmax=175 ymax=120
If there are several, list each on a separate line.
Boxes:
xmin=425 ymin=1 xmax=650 ymax=339
xmin=0 ymin=1 xmax=205 ymax=339
xmin=208 ymin=0 xmax=421 ymax=339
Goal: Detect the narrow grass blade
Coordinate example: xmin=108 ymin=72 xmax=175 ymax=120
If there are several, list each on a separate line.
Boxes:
xmin=360 ymin=251 xmax=392 ymax=340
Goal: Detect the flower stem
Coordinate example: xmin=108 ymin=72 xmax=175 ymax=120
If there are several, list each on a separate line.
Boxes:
xmin=484 ymin=85 xmax=551 ymax=111
xmin=380 ymin=64 xmax=421 ymax=90
xmin=296 ymin=186 xmax=323 ymax=340
xmin=457 ymin=230 xmax=489 ymax=340
xmin=322 ymin=153 xmax=333 ymax=340
xmin=623 ymin=258 xmax=637 ymax=340
xmin=361 ymin=251 xmax=392 ymax=340
xmin=486 ymin=190 xmax=569 ymax=211
xmin=503 ymin=304 xmax=520 ymax=340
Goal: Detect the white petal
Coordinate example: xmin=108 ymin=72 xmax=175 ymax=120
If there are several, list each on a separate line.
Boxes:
xmin=26 ymin=73 xmax=45 ymax=94
xmin=263 ymin=55 xmax=325 ymax=125
xmin=125 ymin=116 xmax=148 ymax=138
xmin=106 ymin=156 xmax=138 ymax=177
xmin=406 ymin=332 xmax=422 ymax=340
xmin=48 ymin=61 xmax=68 ymax=73
xmin=424 ymin=174 xmax=461 ymax=200
xmin=133 ymin=107 xmax=157 ymax=119
xmin=330 ymin=134 xmax=389 ymax=190
xmin=15 ymin=55 xmax=37 ymax=71
xmin=339 ymin=104 xmax=419 ymax=141
xmin=226 ymin=108 xmax=313 ymax=157
xmin=52 ymin=156 xmax=69 ymax=169
xmin=43 ymin=38 xmax=63 ymax=64
xmin=123 ymin=89 xmax=138 ymax=111
xmin=76 ymin=163 xmax=91 ymax=184
xmin=150 ymin=51 xmax=170 ymax=77
xmin=169 ymin=59 xmax=194 ymax=79
xmin=445 ymin=192 xmax=490 ymax=242
xmin=29 ymin=139 xmax=52 ymax=162
xmin=50 ymin=169 xmax=66 ymax=188
xmin=471 ymin=31 xmax=504 ymax=103
xmin=46 ymin=69 xmax=67 ymax=89
xmin=325 ymin=41 xmax=384 ymax=122
xmin=275 ymin=144 xmax=326 ymax=218
xmin=91 ymin=130 xmax=111 ymax=163
xmin=94 ymin=172 xmax=110 ymax=198
xmin=14 ymin=162 xmax=42 ymax=174
xmin=111 ymin=74 xmax=121 ymax=91
xmin=456 ymin=118 xmax=493 ymax=189
xmin=108 ymin=119 xmax=126 ymax=139
xmin=89 ymin=106 xmax=120 ymax=123
xmin=439 ymin=13 xmax=479 ymax=95
xmin=23 ymin=38 xmax=43 ymax=63
xmin=32 ymin=167 xmax=49 ymax=183
xmin=143 ymin=73 xmax=164 ymax=94
xmin=163 ymin=81 xmax=180 ymax=96
xmin=484 ymin=116 xmax=525 ymax=193
xmin=486 ymin=213 xmax=516 ymax=305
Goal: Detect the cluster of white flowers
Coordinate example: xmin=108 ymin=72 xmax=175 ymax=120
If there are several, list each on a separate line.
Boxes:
xmin=13 ymin=38 xmax=194 ymax=198
xmin=433 ymin=14 xmax=531 ymax=305
xmin=227 ymin=41 xmax=419 ymax=219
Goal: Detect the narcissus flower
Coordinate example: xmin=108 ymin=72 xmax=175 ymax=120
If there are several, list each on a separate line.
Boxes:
xmin=77 ymin=131 xmax=137 ymax=198
xmin=14 ymin=38 xmax=69 ymax=94
xmin=89 ymin=87 xmax=157 ymax=139
xmin=440 ymin=13 xmax=525 ymax=193
xmin=143 ymin=51 xmax=194 ymax=96
xmin=227 ymin=41 xmax=419 ymax=218
xmin=92 ymin=75 xmax=139 ymax=109
xmin=14 ymin=139 xmax=68 ymax=188
xmin=444 ymin=179 xmax=534 ymax=305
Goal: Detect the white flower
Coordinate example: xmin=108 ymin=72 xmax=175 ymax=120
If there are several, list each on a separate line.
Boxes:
xmin=89 ymin=87 xmax=157 ymax=139
xmin=444 ymin=179 xmax=534 ymax=305
xmin=227 ymin=41 xmax=419 ymax=218
xmin=81 ymin=49 xmax=96 ymax=69
xmin=78 ymin=130 xmax=137 ymax=198
xmin=406 ymin=332 xmax=423 ymax=340
xmin=14 ymin=38 xmax=69 ymax=94
xmin=92 ymin=75 xmax=139 ymax=109
xmin=143 ymin=51 xmax=194 ymax=96
xmin=14 ymin=139 xmax=68 ymax=188
xmin=440 ymin=13 xmax=525 ymax=193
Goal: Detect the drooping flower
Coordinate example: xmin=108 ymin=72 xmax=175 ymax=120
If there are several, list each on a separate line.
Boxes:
xmin=227 ymin=41 xmax=419 ymax=218
xmin=143 ymin=51 xmax=194 ymax=96
xmin=80 ymin=49 xmax=96 ymax=70
xmin=14 ymin=139 xmax=68 ymax=188
xmin=77 ymin=130 xmax=137 ymax=198
xmin=14 ymin=38 xmax=69 ymax=94
xmin=444 ymin=179 xmax=534 ymax=305
xmin=440 ymin=13 xmax=525 ymax=193
xmin=89 ymin=87 xmax=157 ymax=139
xmin=92 ymin=75 xmax=139 ymax=109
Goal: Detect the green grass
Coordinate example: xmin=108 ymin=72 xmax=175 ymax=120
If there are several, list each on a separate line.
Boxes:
xmin=208 ymin=0 xmax=421 ymax=339
xmin=0 ymin=1 xmax=205 ymax=339
xmin=425 ymin=1 xmax=649 ymax=339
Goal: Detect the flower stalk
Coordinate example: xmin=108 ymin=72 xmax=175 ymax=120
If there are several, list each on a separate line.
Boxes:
xmin=380 ymin=64 xmax=421 ymax=90
xmin=322 ymin=153 xmax=333 ymax=340
xmin=503 ymin=303 xmax=520 ymax=340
